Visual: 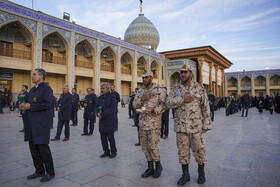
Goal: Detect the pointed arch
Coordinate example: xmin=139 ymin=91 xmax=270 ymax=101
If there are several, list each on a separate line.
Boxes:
xmin=151 ymin=60 xmax=159 ymax=79
xmin=121 ymin=51 xmax=133 ymax=74
xmin=75 ymin=39 xmax=95 ymax=69
xmin=75 ymin=39 xmax=95 ymax=53
xmin=269 ymin=74 xmax=280 ymax=86
xmin=241 ymin=76 xmax=251 ymax=87
xmin=100 ymin=46 xmax=116 ymax=72
xmin=137 ymin=56 xmax=148 ymax=76
xmin=42 ymin=30 xmax=69 ymax=49
xmin=228 ymin=76 xmax=238 ymax=87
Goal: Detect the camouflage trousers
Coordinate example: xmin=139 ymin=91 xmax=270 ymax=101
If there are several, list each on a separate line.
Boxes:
xmin=139 ymin=129 xmax=161 ymax=162
xmin=176 ymin=132 xmax=207 ymax=165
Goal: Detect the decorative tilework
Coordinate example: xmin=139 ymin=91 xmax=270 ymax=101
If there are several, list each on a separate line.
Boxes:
xmin=70 ymin=31 xmax=75 ymax=88
xmin=240 ymin=74 xmax=252 ymax=80
xmin=269 ymin=72 xmax=280 ymax=78
xmin=0 ymin=10 xmax=36 ymax=35
xmin=75 ymin=33 xmax=97 ymax=49
xmin=42 ymin=24 xmax=70 ymax=43
xmin=134 ymin=51 xmax=138 ymax=88
xmin=0 ymin=0 xmax=165 ymax=59
xmin=120 ymin=47 xmax=134 ymax=58
xmin=225 ymin=69 xmax=280 ymax=76
xmin=96 ymin=40 xmax=101 ymax=93
xmin=36 ymin=22 xmax=42 ymax=68
xmin=137 ymin=53 xmax=148 ymax=63
xmin=117 ymin=46 xmax=121 ymax=93
xmin=100 ymin=41 xmax=118 ymax=55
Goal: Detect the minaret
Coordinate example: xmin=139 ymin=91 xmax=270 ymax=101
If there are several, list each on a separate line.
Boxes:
xmin=140 ymin=0 xmax=144 ymax=16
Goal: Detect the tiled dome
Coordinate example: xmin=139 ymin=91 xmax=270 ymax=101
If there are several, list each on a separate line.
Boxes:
xmin=124 ymin=14 xmax=159 ymax=51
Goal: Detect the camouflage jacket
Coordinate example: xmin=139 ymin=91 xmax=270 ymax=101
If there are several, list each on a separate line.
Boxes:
xmin=166 ymin=81 xmax=212 ymax=133
xmin=133 ymin=83 xmax=167 ymax=130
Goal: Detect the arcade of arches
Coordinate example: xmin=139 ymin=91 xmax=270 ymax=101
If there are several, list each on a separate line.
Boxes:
xmin=225 ymin=70 xmax=280 ymax=96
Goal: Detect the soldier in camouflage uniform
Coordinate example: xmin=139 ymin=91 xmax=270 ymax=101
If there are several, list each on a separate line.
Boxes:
xmin=166 ymin=65 xmax=211 ymax=186
xmin=133 ymin=70 xmax=167 ymax=179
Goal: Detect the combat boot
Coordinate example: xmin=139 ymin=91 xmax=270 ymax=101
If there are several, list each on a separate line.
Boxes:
xmin=153 ymin=161 xmax=163 ymax=178
xmin=177 ymin=164 xmax=190 ymax=186
xmin=197 ymin=164 xmax=206 ymax=184
xmin=141 ymin=161 xmax=154 ymax=178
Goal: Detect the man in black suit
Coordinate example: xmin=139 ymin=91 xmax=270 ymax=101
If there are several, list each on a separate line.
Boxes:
xmin=98 ymin=83 xmax=117 ymax=158
xmin=20 ymin=68 xmax=55 ymax=182
xmin=110 ymin=85 xmax=120 ymax=131
xmin=241 ymin=91 xmax=250 ymax=117
xmin=51 ymin=85 xmax=73 ymax=141
xmin=82 ymin=88 xmax=96 ymax=136
xmin=71 ymin=88 xmax=80 ymax=126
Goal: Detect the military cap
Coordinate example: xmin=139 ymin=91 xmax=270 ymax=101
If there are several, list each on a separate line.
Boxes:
xmin=179 ymin=64 xmax=192 ymax=72
xmin=141 ymin=70 xmax=153 ymax=77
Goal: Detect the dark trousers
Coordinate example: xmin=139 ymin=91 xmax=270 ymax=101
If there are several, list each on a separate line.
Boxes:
xmin=84 ymin=119 xmax=94 ymax=134
xmin=29 ymin=142 xmax=55 ymax=176
xmin=134 ymin=113 xmax=140 ymax=143
xmin=55 ymin=120 xmax=70 ymax=139
xmin=172 ymin=109 xmax=175 ymax=118
xmin=242 ymin=106 xmax=248 ymax=116
xmin=71 ymin=108 xmax=78 ymax=125
xmin=22 ymin=115 xmax=28 ymax=130
xmin=210 ymin=110 xmax=214 ymax=121
xmin=100 ymin=132 xmax=117 ymax=154
xmin=50 ymin=118 xmax=54 ymax=129
xmin=161 ymin=119 xmax=169 ymax=137
xmin=128 ymin=107 xmax=132 ymax=118
xmin=115 ymin=110 xmax=118 ymax=131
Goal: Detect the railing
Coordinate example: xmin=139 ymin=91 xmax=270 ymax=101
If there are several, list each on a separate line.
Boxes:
xmin=0 ymin=47 xmax=32 ymax=60
xmin=228 ymin=84 xmax=237 ymax=87
xmin=254 ymin=82 xmax=266 ymax=87
xmin=75 ymin=60 xmax=93 ymax=69
xmin=270 ymin=82 xmax=279 ymax=86
xmin=121 ymin=68 xmax=131 ymax=74
xmin=101 ymin=64 xmax=114 ymax=72
xmin=241 ymin=83 xmax=251 ymax=87
xmin=42 ymin=54 xmax=66 ymax=65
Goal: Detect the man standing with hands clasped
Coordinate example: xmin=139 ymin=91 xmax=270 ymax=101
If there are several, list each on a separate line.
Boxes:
xmin=97 ymin=83 xmax=117 ymax=158
xmin=133 ymin=70 xmax=167 ymax=179
xmin=20 ymin=69 xmax=55 ymax=182
xmin=166 ymin=65 xmax=212 ymax=185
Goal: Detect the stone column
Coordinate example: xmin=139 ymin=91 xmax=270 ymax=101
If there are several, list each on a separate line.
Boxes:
xmin=34 ymin=22 xmax=43 ymax=69
xmin=94 ymin=39 xmax=101 ymax=94
xmin=115 ymin=46 xmax=121 ymax=94
xmin=251 ymin=74 xmax=254 ymax=96
xmin=215 ymin=65 xmax=219 ymax=96
xmin=198 ymin=58 xmax=203 ymax=85
xmin=237 ymin=74 xmax=241 ymax=95
xmin=224 ymin=75 xmax=228 ymax=96
xmin=266 ymin=72 xmax=270 ymax=95
xmin=159 ymin=60 xmax=162 ymax=85
xmin=148 ymin=55 xmax=151 ymax=71
xmin=221 ymin=68 xmax=225 ymax=96
xmin=132 ymin=51 xmax=137 ymax=91
xmin=66 ymin=31 xmax=75 ymax=89
xmin=209 ymin=62 xmax=213 ymax=91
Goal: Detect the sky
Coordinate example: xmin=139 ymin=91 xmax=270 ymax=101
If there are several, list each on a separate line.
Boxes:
xmin=9 ymin=0 xmax=280 ymax=72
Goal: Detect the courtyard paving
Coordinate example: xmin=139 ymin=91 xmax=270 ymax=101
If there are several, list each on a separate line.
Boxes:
xmin=0 ymin=107 xmax=279 ymax=187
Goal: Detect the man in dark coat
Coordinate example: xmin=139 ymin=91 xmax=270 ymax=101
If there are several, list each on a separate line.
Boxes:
xmin=19 ymin=85 xmax=29 ymax=133
xmin=97 ymin=83 xmax=117 ymax=158
xmin=241 ymin=91 xmax=250 ymax=117
xmin=161 ymin=87 xmax=170 ymax=139
xmin=208 ymin=90 xmax=215 ymax=121
xmin=110 ymin=85 xmax=120 ymax=131
xmin=71 ymin=88 xmax=80 ymax=126
xmin=20 ymin=69 xmax=55 ymax=182
xmin=132 ymin=88 xmax=140 ymax=146
xmin=82 ymin=88 xmax=96 ymax=136
xmin=51 ymin=85 xmax=72 ymax=141
xmin=50 ymin=95 xmax=56 ymax=129
xmin=128 ymin=91 xmax=135 ymax=119
xmin=275 ymin=92 xmax=280 ymax=113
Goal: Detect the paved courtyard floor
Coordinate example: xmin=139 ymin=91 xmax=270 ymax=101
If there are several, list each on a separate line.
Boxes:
xmin=0 ymin=107 xmax=279 ymax=187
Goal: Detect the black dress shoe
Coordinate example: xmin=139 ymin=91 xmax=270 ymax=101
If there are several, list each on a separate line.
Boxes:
xmin=87 ymin=133 xmax=93 ymax=136
xmin=135 ymin=142 xmax=140 ymax=146
xmin=81 ymin=133 xmax=88 ymax=136
xmin=40 ymin=174 xmax=55 ymax=182
xmin=27 ymin=173 xmax=44 ymax=179
xmin=100 ymin=152 xmax=110 ymax=158
xmin=19 ymin=129 xmax=24 ymax=133
xmin=110 ymin=153 xmax=117 ymax=158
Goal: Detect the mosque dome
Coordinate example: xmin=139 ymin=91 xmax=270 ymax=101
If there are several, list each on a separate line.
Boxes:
xmin=124 ymin=13 xmax=160 ymax=51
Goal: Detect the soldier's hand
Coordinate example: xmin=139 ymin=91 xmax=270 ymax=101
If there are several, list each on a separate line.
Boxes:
xmin=146 ymin=107 xmax=154 ymax=114
xmin=184 ymin=95 xmax=194 ymax=103
xmin=21 ymin=103 xmax=30 ymax=110
xmin=202 ymin=129 xmax=208 ymax=133
xmin=141 ymin=93 xmax=153 ymax=102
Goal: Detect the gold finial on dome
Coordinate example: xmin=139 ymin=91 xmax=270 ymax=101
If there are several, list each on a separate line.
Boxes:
xmin=140 ymin=0 xmax=143 ymax=14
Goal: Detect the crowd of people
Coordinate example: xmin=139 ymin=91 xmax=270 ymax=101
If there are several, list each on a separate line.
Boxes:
xmin=4 ymin=66 xmax=279 ymax=186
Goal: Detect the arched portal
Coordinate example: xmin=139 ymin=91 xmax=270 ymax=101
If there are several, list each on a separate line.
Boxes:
xmin=241 ymin=76 xmax=251 ymax=95
xmin=137 ymin=56 xmax=147 ymax=76
xmin=254 ymin=75 xmax=266 ymax=87
xmin=228 ymin=77 xmax=237 ymax=87
xmin=170 ymin=71 xmax=180 ymax=89
xmin=151 ymin=60 xmax=159 ymax=79
xmin=75 ymin=40 xmax=94 ymax=69
xmin=0 ymin=21 xmax=33 ymax=60
xmin=100 ymin=46 xmax=115 ymax=72
xmin=42 ymin=31 xmax=67 ymax=65
xmin=121 ymin=52 xmax=133 ymax=74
